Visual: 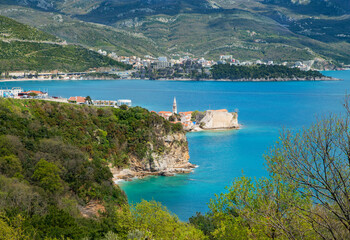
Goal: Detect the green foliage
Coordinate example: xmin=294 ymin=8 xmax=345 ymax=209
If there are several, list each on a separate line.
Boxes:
xmin=0 ymin=213 xmax=28 ymax=240
xmin=265 ymin=108 xmax=350 ymax=239
xmin=131 ymin=200 xmax=206 ymax=240
xmin=191 ymin=111 xmax=205 ymax=122
xmin=103 ymin=231 xmax=120 ymax=240
xmin=0 ymin=217 xmax=17 ymax=240
xmin=26 ymin=206 xmax=86 ymax=239
xmin=0 ymin=175 xmax=47 ymax=215
xmin=211 ymin=64 xmax=324 ymax=80
xmin=0 ymin=15 xmax=58 ymax=42
xmin=208 ymin=176 xmax=316 ymax=239
xmin=127 ymin=229 xmax=146 ymax=240
xmin=0 ymin=41 xmax=127 ymax=72
xmin=0 ymin=155 xmax=22 ymax=177
xmin=0 ymin=99 xmax=186 ymax=239
xmin=189 ymin=212 xmax=216 ymax=239
xmin=172 ymin=122 xmax=183 ymax=132
xmin=32 ymin=159 xmax=63 ymax=193
xmin=0 ymin=15 xmax=130 ymax=72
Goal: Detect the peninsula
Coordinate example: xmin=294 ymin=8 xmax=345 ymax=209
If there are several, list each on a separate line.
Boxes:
xmin=137 ymin=63 xmax=335 ymax=82
xmin=154 ymin=98 xmax=240 ymax=132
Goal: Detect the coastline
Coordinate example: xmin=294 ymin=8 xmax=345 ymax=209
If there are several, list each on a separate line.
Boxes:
xmin=150 ymin=76 xmax=339 ymax=82
xmin=0 ymin=76 xmax=339 ymax=83
xmin=111 ymin=163 xmax=197 ymax=183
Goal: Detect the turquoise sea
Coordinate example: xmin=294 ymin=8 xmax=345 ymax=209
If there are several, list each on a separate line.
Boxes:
xmin=1 ymin=70 xmax=349 ymax=220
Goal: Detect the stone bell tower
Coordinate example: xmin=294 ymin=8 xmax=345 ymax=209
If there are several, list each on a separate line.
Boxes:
xmin=172 ymin=97 xmax=177 ymax=114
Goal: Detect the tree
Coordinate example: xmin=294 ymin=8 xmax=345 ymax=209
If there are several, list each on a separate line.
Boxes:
xmin=119 ymin=104 xmax=128 ymax=110
xmin=85 ymin=96 xmax=93 ymax=105
xmin=208 ymin=176 xmax=315 ymax=240
xmin=0 ymin=218 xmax=17 ymax=240
xmin=32 ymin=159 xmax=63 ymax=193
xmin=0 ymin=155 xmax=22 ymax=177
xmin=266 ymin=98 xmax=350 ymax=239
xmin=189 ymin=212 xmax=215 ymax=239
xmin=131 ymin=200 xmax=205 ymax=240
xmin=0 ymin=214 xmax=28 ymax=240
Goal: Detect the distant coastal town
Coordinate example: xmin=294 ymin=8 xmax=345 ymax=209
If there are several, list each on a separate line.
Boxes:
xmin=0 ymin=54 xmax=340 ymax=81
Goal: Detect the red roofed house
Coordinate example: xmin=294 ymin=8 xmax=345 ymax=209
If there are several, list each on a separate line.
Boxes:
xmin=68 ymin=96 xmax=86 ymax=104
xmin=18 ymin=90 xmax=48 ymax=98
xmin=158 ymin=111 xmax=173 ymax=120
xmin=179 ymin=111 xmax=193 ymax=122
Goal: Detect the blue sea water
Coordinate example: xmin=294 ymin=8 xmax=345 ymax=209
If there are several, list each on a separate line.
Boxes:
xmin=1 ymin=70 xmax=350 ymax=220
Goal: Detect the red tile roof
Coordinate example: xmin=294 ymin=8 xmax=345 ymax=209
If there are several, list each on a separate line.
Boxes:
xmin=179 ymin=111 xmax=193 ymax=115
xmin=68 ymin=96 xmax=86 ymax=103
xmin=213 ymin=109 xmax=228 ymax=112
xmin=22 ymin=90 xmax=45 ymax=94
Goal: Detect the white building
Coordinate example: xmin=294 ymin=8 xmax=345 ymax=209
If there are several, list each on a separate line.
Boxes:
xmin=117 ymin=99 xmax=132 ymax=107
xmin=93 ymin=100 xmax=117 ymax=107
xmin=0 ymin=87 xmax=23 ymax=97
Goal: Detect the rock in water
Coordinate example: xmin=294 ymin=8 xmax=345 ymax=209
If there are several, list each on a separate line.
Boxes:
xmin=199 ymin=110 xmax=239 ymax=130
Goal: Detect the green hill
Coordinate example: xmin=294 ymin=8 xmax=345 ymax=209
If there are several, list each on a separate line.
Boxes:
xmin=0 ymin=98 xmax=194 ymax=239
xmin=0 ymin=14 xmax=59 ymax=41
xmin=0 ymin=0 xmax=349 ymax=67
xmin=0 ymin=15 xmax=128 ymax=72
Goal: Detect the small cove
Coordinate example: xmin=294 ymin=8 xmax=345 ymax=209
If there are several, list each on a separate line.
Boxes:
xmin=1 ymin=70 xmax=349 ymax=220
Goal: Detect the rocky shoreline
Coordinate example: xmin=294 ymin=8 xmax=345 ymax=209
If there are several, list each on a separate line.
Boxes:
xmin=111 ymin=131 xmax=195 ymax=183
xmin=111 ymin=110 xmax=241 ymax=183
xmin=111 ymin=162 xmax=197 ymax=182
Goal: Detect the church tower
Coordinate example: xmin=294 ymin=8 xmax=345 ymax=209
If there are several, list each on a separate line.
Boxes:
xmin=172 ymin=97 xmax=177 ymax=114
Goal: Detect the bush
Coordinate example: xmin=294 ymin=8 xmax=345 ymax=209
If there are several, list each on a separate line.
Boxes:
xmin=31 ymin=159 xmax=63 ymax=193
xmin=0 ymin=155 xmax=22 ymax=177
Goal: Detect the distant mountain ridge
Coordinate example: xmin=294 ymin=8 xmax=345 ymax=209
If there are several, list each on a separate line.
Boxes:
xmin=264 ymin=0 xmax=350 ymax=15
xmin=0 ymin=0 xmax=349 ymax=67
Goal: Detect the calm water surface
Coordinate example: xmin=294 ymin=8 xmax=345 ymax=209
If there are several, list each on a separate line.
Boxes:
xmin=1 ymin=70 xmax=349 ymax=220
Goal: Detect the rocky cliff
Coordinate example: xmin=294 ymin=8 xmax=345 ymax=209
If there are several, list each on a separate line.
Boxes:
xmin=112 ymin=131 xmax=195 ymax=181
xmin=199 ymin=110 xmax=239 ymax=130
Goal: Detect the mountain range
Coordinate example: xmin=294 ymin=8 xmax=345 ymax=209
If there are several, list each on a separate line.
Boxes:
xmin=0 ymin=0 xmax=349 ymax=68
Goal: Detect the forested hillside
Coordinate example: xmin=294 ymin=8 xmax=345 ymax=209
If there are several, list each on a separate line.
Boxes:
xmin=210 ymin=64 xmax=324 ymax=80
xmin=0 ymin=99 xmax=201 ymax=239
xmin=0 ymin=16 xmax=128 ymax=72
